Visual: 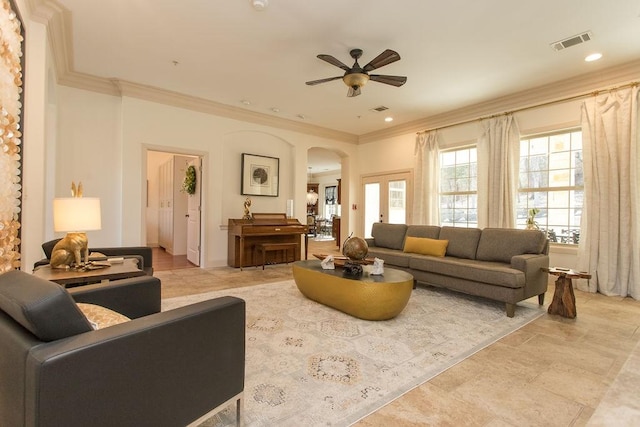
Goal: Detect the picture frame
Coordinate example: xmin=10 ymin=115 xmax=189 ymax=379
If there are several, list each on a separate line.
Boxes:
xmin=241 ymin=153 xmax=279 ymax=197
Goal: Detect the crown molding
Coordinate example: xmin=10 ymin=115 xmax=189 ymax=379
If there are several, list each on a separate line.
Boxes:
xmin=359 ymin=59 xmax=640 ymax=144
xmin=30 ymin=0 xmax=640 ymax=146
xmin=32 ymin=0 xmax=358 ymax=144
xmin=113 ymin=81 xmax=358 ymax=143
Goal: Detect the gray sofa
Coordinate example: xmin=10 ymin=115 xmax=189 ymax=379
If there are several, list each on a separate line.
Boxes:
xmin=366 ymin=223 xmax=549 ymax=317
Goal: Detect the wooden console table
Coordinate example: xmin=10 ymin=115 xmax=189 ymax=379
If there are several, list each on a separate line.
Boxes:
xmin=542 ymin=267 xmax=591 ymax=319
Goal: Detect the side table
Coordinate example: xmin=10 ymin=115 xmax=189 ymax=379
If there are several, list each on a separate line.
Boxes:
xmin=33 ymin=258 xmax=145 ymax=287
xmin=542 ymin=267 xmax=591 ymax=319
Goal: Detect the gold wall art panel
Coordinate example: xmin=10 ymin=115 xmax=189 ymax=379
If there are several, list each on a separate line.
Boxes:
xmin=0 ymin=0 xmax=23 ymax=272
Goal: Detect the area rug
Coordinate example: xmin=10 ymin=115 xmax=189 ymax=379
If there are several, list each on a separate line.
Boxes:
xmin=162 ymin=280 xmax=544 ymax=426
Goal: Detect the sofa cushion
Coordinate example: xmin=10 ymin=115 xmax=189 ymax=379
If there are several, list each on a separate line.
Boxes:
xmin=77 ymin=303 xmax=131 ymax=330
xmin=367 ymin=247 xmax=411 ymax=268
xmin=406 ymin=225 xmax=441 ymax=239
xmin=403 ymin=237 xmax=449 ymax=257
xmin=476 ymin=228 xmax=547 ymax=263
xmin=371 ymin=223 xmax=408 ymax=250
xmin=439 ymin=227 xmax=482 ymax=259
xmin=409 ymin=256 xmax=525 ymax=289
xmin=0 ymin=270 xmax=93 ymax=341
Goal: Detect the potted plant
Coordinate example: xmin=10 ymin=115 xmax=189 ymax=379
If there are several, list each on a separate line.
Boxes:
xmin=526 ymin=208 xmax=540 ymax=230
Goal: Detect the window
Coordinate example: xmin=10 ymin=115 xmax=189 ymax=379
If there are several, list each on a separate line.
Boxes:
xmin=518 ymin=129 xmax=583 ymax=244
xmin=324 ymin=186 xmax=338 ymax=218
xmin=439 ymin=147 xmax=478 ymax=228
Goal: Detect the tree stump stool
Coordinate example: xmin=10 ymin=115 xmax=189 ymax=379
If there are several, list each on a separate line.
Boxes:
xmin=542 ymin=268 xmax=591 ymax=319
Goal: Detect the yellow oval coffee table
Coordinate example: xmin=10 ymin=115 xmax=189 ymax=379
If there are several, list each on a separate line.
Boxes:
xmin=292 ymin=260 xmax=414 ymax=320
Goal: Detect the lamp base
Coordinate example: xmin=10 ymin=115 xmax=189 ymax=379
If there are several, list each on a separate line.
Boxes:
xmin=50 ymin=232 xmax=90 ymax=269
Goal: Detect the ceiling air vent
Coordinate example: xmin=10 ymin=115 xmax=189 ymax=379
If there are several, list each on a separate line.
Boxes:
xmin=371 ymin=106 xmax=389 ymax=112
xmin=550 ymin=31 xmax=592 ymax=52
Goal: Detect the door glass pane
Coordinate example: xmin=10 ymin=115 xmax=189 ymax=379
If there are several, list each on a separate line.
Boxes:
xmin=364 ymin=183 xmax=380 ymax=238
xmin=388 ymin=180 xmax=406 ymax=224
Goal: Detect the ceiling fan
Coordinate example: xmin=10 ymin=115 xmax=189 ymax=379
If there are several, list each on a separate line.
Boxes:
xmin=305 ymin=48 xmax=407 ymax=97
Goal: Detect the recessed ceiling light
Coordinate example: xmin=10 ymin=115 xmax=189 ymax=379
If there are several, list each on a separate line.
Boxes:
xmin=384 ymin=117 xmax=393 ymax=122
xmin=585 ymin=53 xmax=602 ymax=62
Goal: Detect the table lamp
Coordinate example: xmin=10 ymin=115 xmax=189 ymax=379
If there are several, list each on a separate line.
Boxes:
xmin=50 ymin=196 xmax=102 ymax=269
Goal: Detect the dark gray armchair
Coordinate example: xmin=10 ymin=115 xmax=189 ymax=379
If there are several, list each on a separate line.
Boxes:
xmin=0 ymin=270 xmax=245 ymax=427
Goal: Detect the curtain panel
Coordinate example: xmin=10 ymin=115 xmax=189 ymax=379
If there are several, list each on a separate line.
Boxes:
xmin=414 ymin=131 xmax=440 ymax=225
xmin=578 ymin=86 xmax=639 ymax=298
xmin=478 ymin=115 xmax=520 ymax=228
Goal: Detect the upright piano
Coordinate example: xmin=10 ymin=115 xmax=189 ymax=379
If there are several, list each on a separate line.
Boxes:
xmin=228 ymin=213 xmax=308 ymax=269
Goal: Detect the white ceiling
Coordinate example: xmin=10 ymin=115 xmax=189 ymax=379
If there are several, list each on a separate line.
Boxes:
xmin=50 ymin=0 xmax=640 ymax=140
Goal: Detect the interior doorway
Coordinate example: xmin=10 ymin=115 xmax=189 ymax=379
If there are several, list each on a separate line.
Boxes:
xmin=146 ymin=150 xmax=202 ymax=268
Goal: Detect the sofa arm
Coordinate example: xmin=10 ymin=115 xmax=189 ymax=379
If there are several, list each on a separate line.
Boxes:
xmin=511 ymin=254 xmax=549 ymax=296
xmin=68 ymin=275 xmax=161 ymax=319
xmin=26 ymin=296 xmax=245 ymax=427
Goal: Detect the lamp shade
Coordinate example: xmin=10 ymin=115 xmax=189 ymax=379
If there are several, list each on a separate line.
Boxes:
xmin=53 ymin=197 xmax=102 ymax=232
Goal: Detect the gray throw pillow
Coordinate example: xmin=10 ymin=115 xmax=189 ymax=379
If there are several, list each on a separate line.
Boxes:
xmin=0 ymin=270 xmax=93 ymax=341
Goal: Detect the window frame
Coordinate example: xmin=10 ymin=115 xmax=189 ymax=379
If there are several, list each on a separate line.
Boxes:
xmin=518 ymin=128 xmax=583 ymax=245
xmin=438 ymin=145 xmax=478 ymax=228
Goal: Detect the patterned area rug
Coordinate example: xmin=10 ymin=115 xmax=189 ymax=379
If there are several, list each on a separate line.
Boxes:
xmin=162 ymin=280 xmax=544 ymax=426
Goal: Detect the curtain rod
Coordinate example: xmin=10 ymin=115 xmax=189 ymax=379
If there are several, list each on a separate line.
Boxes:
xmin=416 ymin=81 xmax=639 ymax=135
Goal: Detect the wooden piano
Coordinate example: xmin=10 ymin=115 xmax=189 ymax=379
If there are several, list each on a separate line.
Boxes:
xmin=228 ymin=213 xmax=308 ymax=270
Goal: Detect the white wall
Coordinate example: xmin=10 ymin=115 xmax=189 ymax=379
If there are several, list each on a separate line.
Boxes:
xmin=50 ymin=92 xmax=358 ymax=267
xmin=16 ymin=0 xmax=54 ymax=272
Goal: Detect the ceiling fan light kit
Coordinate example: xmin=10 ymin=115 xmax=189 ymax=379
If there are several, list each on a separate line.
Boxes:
xmin=251 ymin=0 xmax=268 ymax=11
xmin=306 ymin=48 xmax=407 ymax=97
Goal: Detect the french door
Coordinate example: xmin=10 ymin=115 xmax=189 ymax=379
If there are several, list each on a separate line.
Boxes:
xmin=362 ymin=171 xmax=413 ymax=238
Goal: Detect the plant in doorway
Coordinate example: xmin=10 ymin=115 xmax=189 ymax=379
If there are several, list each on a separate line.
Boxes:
xmin=182 ymin=165 xmax=196 ymax=195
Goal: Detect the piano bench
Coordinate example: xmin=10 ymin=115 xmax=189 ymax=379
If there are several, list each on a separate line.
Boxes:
xmin=255 ymin=243 xmax=299 ymax=270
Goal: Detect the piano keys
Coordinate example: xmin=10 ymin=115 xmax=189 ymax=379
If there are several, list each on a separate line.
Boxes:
xmin=228 ymin=213 xmax=308 ymax=270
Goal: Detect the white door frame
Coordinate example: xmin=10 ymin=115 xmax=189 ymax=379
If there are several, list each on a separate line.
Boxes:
xmin=361 ymin=170 xmax=413 ymax=237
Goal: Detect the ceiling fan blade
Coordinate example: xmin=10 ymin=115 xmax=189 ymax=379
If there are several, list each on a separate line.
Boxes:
xmin=317 ymin=54 xmax=351 ymax=71
xmin=363 ymin=49 xmax=401 ymax=72
xmin=347 ymin=86 xmax=361 ymax=97
xmin=369 ymin=74 xmax=407 ymax=87
xmin=305 ymin=76 xmax=343 ymax=86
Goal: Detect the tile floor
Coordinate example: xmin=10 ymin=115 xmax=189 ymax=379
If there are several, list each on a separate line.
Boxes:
xmin=154 ymin=242 xmax=640 ymax=426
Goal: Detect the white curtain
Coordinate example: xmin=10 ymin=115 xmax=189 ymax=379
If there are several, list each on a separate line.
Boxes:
xmin=478 ymin=115 xmax=520 ymax=228
xmin=578 ymin=86 xmax=640 ymax=298
xmin=414 ymin=131 xmax=440 ymax=225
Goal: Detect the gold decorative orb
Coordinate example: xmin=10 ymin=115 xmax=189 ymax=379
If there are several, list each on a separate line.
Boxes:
xmin=342 ymin=236 xmax=369 ymax=260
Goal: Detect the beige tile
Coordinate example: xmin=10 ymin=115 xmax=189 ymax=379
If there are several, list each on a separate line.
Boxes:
xmin=532 ymin=363 xmax=608 ymax=407
xmin=355 ymin=383 xmax=494 ymax=427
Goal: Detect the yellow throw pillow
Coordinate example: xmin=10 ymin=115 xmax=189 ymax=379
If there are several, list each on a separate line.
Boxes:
xmin=77 ymin=303 xmax=131 ymax=330
xmin=403 ymin=236 xmax=449 ymax=257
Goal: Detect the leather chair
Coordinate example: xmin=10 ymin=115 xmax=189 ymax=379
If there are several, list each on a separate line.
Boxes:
xmin=35 ymin=239 xmax=154 ymax=275
xmin=0 ymin=270 xmax=245 ymax=427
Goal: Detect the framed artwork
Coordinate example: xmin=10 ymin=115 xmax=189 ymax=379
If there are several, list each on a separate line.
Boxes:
xmin=241 ymin=153 xmax=279 ymax=197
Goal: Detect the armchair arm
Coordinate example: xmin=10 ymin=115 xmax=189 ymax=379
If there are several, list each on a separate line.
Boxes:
xmin=68 ymin=276 xmax=161 ymax=319
xmin=26 ymin=296 xmax=245 ymax=427
xmin=511 ymin=254 xmax=549 ymax=296
xmin=91 ymin=246 xmax=153 ymax=275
